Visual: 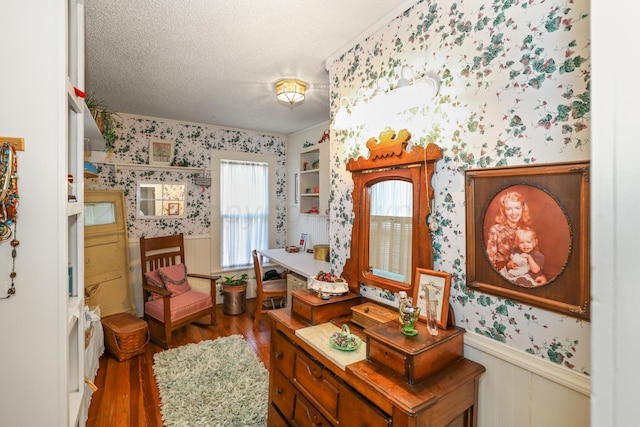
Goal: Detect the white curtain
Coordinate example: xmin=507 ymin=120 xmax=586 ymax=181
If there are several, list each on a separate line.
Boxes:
xmin=370 ymin=180 xmax=412 ymax=217
xmin=220 ymin=159 xmax=268 ymax=268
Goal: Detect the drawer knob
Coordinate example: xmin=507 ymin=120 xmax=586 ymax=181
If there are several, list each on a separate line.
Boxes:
xmin=275 ymin=351 xmax=283 ymax=359
xmin=275 ymin=388 xmax=283 ymax=395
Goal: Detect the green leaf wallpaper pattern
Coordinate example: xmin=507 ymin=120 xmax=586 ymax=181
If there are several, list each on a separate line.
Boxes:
xmin=86 ymin=113 xmax=287 ymax=246
xmin=328 ymin=0 xmax=590 ymax=375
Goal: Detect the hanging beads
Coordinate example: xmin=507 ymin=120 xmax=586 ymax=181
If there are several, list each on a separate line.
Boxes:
xmin=1 ymin=142 xmax=18 ymax=299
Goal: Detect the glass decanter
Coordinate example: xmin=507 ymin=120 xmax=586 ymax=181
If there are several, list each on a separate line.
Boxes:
xmin=398 ymin=291 xmax=421 ymax=336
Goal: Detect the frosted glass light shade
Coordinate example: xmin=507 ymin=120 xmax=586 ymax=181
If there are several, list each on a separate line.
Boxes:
xmin=275 ymin=79 xmax=307 ymax=104
xmin=332 ymin=97 xmax=352 ymax=130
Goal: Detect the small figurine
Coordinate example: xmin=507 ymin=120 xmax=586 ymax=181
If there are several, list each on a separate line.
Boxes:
xmin=398 ymin=291 xmax=421 ymax=336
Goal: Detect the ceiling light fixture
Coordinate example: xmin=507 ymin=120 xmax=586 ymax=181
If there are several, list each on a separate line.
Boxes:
xmin=275 ymin=79 xmax=307 ymax=105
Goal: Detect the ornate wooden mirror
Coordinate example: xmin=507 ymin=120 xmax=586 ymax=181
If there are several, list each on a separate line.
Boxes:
xmin=342 ymin=129 xmax=442 ymax=294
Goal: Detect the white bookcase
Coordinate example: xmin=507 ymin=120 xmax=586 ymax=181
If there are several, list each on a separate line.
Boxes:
xmin=298 ymin=143 xmax=329 ymax=215
xmin=65 ymin=0 xmax=86 ymax=425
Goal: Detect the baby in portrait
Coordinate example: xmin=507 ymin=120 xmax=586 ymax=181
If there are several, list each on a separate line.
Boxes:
xmin=500 ymin=227 xmax=547 ymax=287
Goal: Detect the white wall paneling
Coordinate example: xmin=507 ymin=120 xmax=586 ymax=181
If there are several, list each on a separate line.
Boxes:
xmin=464 ymin=332 xmax=590 ymax=427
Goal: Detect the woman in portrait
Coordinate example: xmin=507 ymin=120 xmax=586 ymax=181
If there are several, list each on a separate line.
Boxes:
xmin=485 ymin=191 xmax=531 ymax=271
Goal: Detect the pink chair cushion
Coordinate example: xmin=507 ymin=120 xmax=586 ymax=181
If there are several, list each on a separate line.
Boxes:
xmin=144 ymin=270 xmax=165 ymax=300
xmin=144 ymin=290 xmax=213 ymax=322
xmin=158 ymin=263 xmax=191 ymax=296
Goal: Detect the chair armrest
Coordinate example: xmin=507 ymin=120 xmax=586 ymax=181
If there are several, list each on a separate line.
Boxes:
xmin=187 ymin=273 xmax=221 ymax=281
xmin=187 ymin=273 xmax=220 ymax=297
xmin=142 ymin=283 xmax=171 ymax=298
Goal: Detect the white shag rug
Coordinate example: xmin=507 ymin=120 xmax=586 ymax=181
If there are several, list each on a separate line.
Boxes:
xmin=153 ymin=335 xmax=269 ymax=427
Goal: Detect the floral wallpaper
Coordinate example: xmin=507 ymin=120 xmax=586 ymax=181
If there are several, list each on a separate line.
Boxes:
xmin=328 ymin=0 xmax=590 ymax=374
xmin=86 ymin=113 xmax=287 ymax=245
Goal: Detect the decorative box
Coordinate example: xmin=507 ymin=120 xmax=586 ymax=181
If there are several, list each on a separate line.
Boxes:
xmin=364 ymin=320 xmax=465 ymax=385
xmin=291 ymin=289 xmax=360 ymax=325
xmin=351 ymin=302 xmax=397 ymax=329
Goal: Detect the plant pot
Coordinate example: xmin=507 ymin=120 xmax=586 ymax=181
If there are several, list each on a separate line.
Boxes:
xmin=222 ymin=284 xmax=247 ymax=315
xmin=94 ymin=110 xmax=105 ymax=133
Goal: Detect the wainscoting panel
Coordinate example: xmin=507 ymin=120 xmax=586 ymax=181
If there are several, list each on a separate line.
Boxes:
xmin=464 ymin=332 xmax=590 ymax=427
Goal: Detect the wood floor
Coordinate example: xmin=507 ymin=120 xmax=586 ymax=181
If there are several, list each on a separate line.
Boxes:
xmin=86 ymin=299 xmax=272 ymax=427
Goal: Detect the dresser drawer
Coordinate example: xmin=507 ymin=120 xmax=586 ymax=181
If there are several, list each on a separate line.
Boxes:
xmin=366 ymin=323 xmax=465 ymax=385
xmin=271 ymin=330 xmax=297 ymax=378
xmin=291 ymin=290 xmax=361 ymax=325
xmin=270 ymin=368 xmax=330 ymax=427
xmin=293 ymin=349 xmax=390 ymax=427
xmin=293 ymin=348 xmax=340 ymax=421
xmin=267 ymin=403 xmax=289 ymax=427
xmin=367 ymin=338 xmax=408 ymax=379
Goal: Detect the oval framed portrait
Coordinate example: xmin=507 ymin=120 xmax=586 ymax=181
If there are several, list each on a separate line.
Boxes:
xmin=482 ymin=184 xmax=571 ymax=288
xmin=464 ymin=162 xmax=590 ymax=320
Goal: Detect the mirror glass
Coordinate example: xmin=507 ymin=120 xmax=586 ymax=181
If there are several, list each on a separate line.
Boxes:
xmin=85 ymin=202 xmax=116 ymax=226
xmin=136 ymin=181 xmax=187 ymax=218
xmin=368 ymin=180 xmax=413 ymax=284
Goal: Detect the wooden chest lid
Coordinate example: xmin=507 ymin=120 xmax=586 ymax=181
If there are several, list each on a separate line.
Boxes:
xmin=102 ymin=312 xmax=147 ymax=334
xmin=351 ymin=302 xmax=397 ymax=323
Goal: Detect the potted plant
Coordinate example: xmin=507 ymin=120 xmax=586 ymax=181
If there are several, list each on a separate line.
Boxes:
xmin=220 ymin=274 xmax=249 ymax=315
xmin=85 ymin=92 xmax=119 ymax=152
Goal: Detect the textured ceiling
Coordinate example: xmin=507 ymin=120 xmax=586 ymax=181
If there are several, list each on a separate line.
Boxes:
xmin=85 ymin=0 xmax=415 ymax=135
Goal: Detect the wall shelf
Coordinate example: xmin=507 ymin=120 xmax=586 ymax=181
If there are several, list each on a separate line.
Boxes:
xmin=96 ymin=162 xmax=209 ymax=174
xmin=298 ymin=144 xmax=329 ymax=215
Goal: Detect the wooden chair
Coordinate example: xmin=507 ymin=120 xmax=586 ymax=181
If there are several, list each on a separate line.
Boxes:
xmin=252 ymin=249 xmax=287 ymax=328
xmin=140 ymin=233 xmax=219 ymax=348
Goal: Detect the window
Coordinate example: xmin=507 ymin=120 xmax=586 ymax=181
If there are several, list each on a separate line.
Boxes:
xmin=211 ymin=151 xmax=277 ymax=271
xmin=220 ymin=160 xmax=268 ymax=268
xmin=135 ymin=181 xmax=187 ymax=218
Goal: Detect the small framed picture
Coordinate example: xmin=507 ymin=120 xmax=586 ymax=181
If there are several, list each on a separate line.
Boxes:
xmin=150 ymin=141 xmax=174 ymax=165
xmin=299 ymin=233 xmax=308 ymax=251
xmin=167 ymin=202 xmax=180 ymax=216
xmin=412 ymin=268 xmax=451 ymax=329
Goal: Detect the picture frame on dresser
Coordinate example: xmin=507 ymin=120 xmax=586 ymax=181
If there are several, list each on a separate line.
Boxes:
xmin=412 ymin=268 xmax=451 ymax=329
xmin=150 ymin=140 xmax=174 ymax=165
xmin=465 ymin=161 xmax=590 ymax=320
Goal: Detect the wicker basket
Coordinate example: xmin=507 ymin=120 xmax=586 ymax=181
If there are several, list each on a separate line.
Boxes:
xmin=102 ymin=313 xmax=149 ymax=361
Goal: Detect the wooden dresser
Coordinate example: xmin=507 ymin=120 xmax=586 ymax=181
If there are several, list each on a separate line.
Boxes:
xmin=268 ymin=300 xmax=485 ymax=427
